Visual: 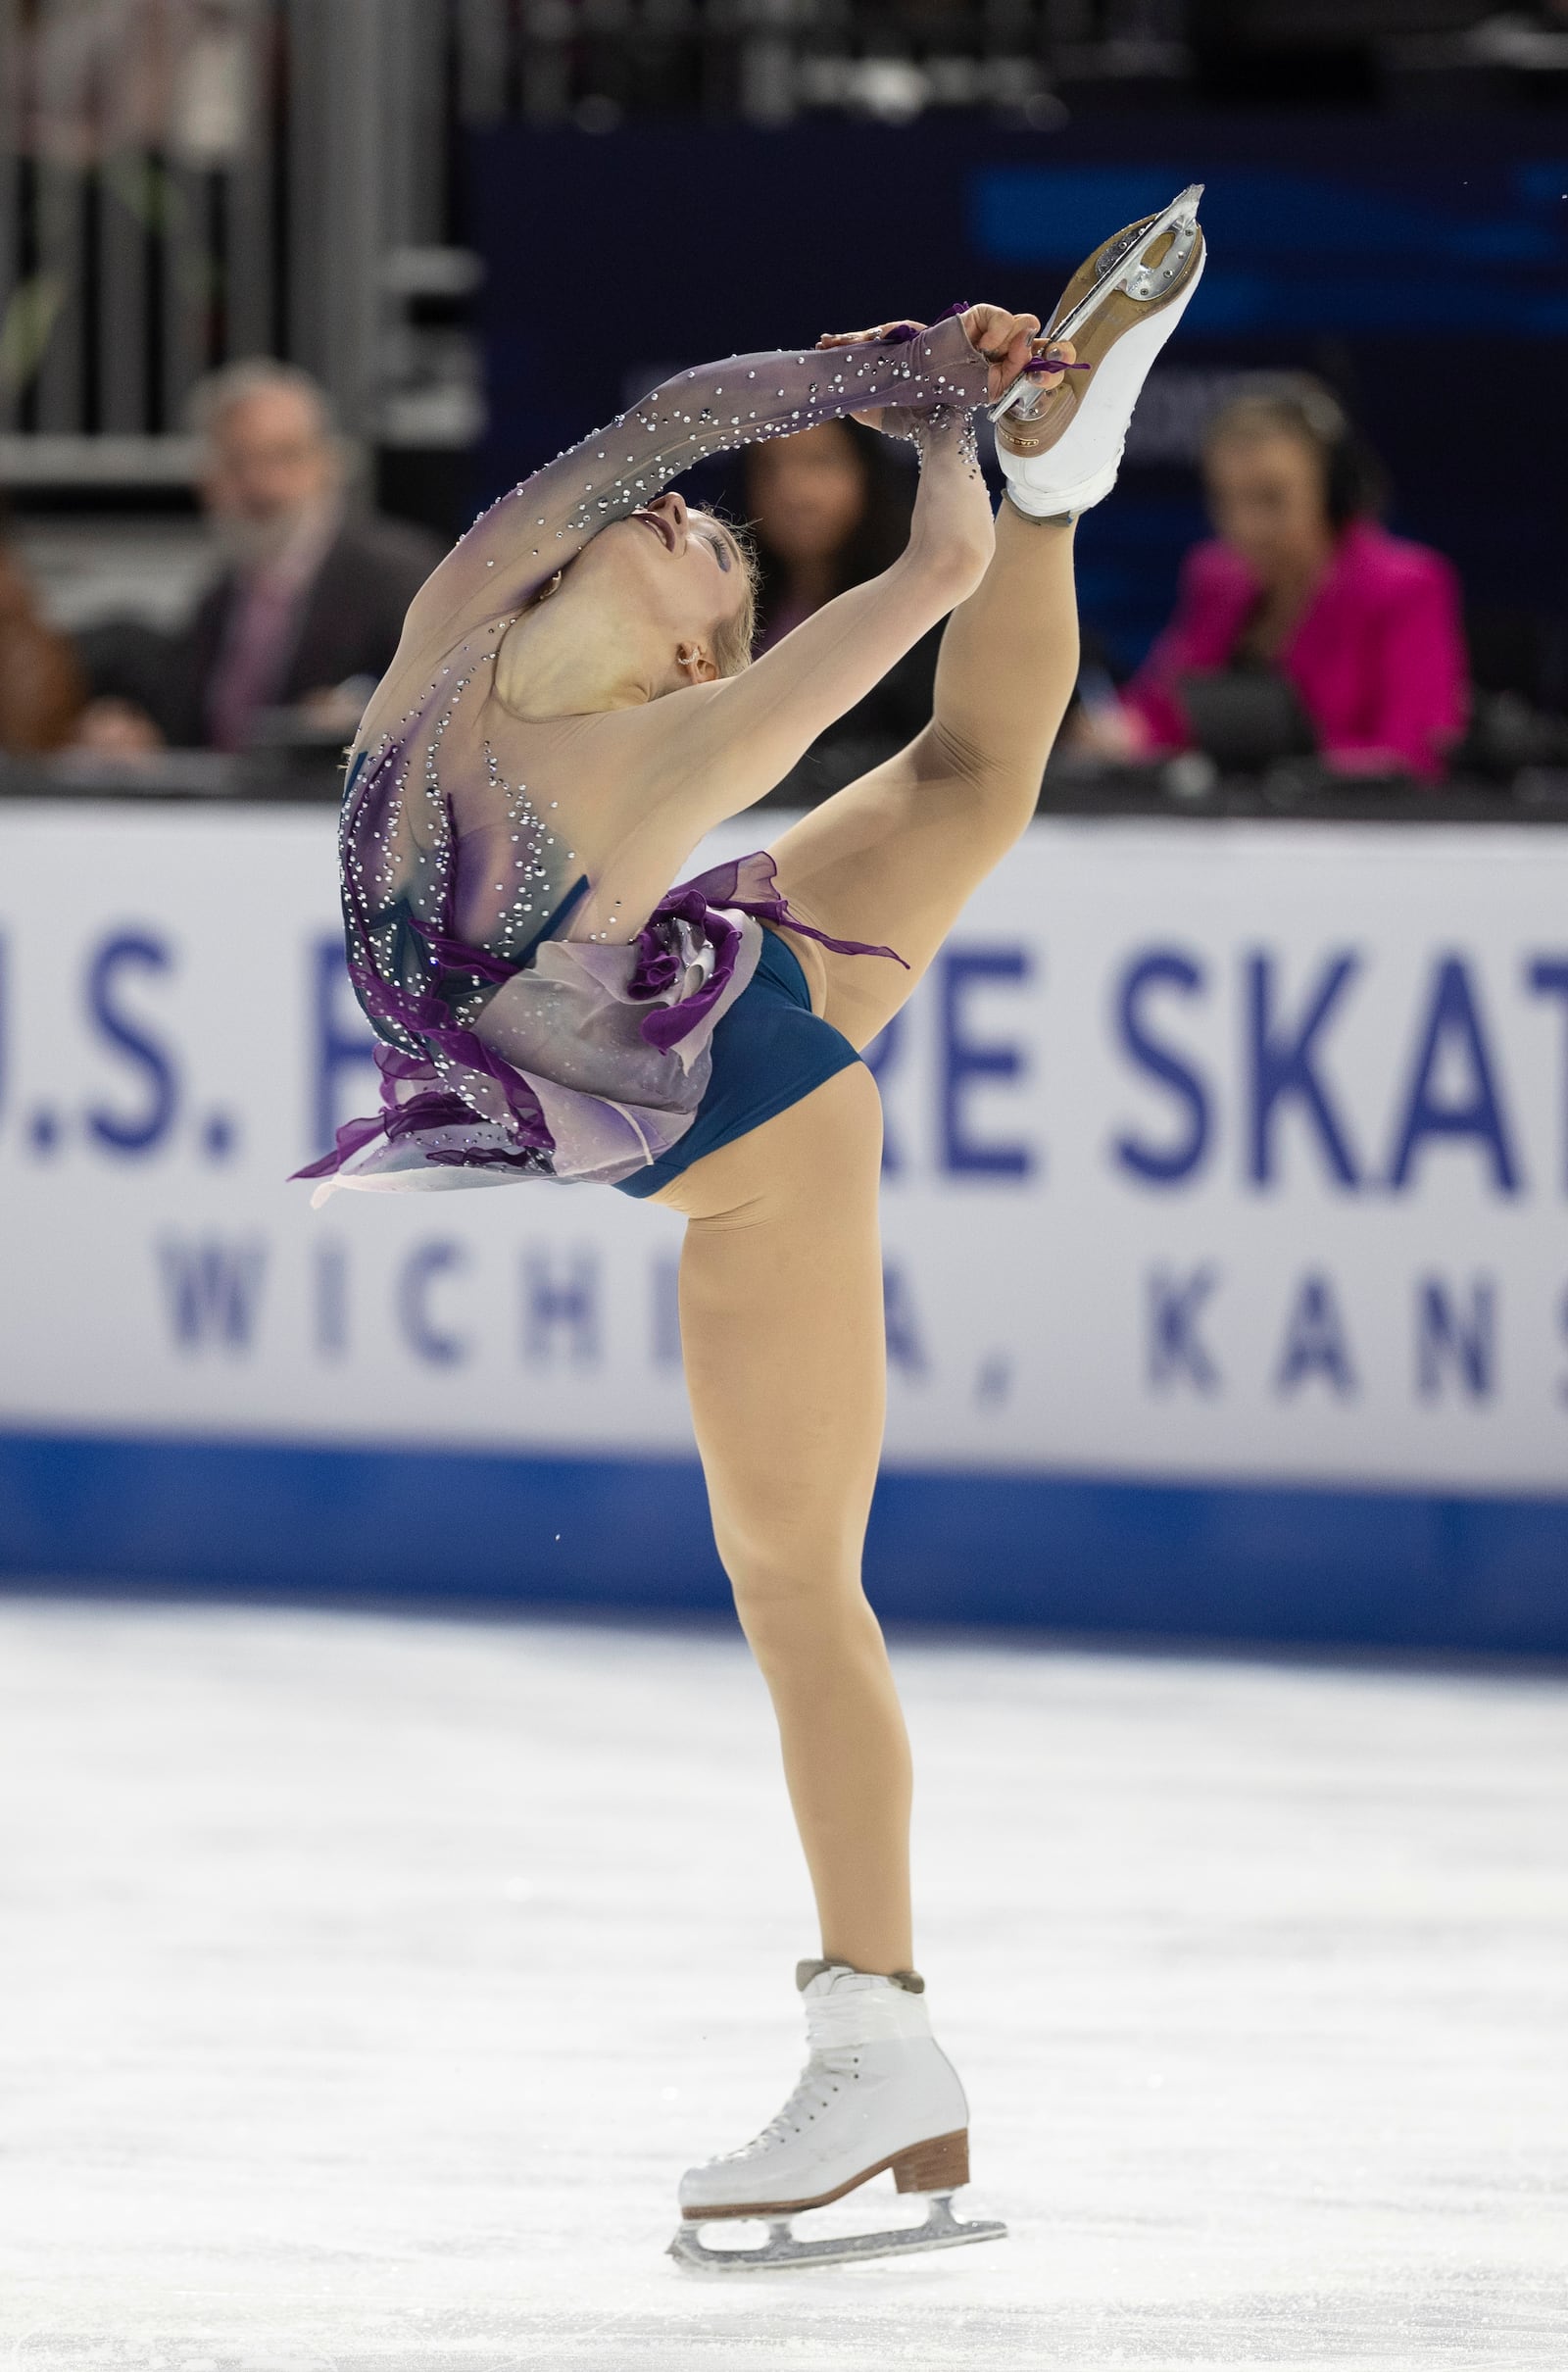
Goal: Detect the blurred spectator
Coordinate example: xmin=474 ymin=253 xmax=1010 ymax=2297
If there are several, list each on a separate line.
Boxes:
xmin=1102 ymin=375 xmax=1467 ymax=782
xmin=743 ymin=419 xmax=939 ymax=790
xmin=0 ymin=507 xmax=83 ymax=753
xmin=76 ymin=361 xmax=440 ymax=754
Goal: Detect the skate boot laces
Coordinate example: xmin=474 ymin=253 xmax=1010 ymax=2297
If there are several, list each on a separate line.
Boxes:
xmin=717 ymin=2048 xmax=860 ymax=2163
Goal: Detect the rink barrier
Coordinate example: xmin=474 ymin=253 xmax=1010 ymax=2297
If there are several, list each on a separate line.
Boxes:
xmin=2 ymin=1431 xmax=1565 ymax=1655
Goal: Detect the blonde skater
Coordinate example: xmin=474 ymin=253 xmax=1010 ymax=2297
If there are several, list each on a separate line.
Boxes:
xmin=298 ymin=188 xmax=1205 ymax=2269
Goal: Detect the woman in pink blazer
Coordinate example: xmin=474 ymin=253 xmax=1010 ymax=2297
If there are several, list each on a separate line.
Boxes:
xmin=1117 ymin=377 xmax=1467 ymax=781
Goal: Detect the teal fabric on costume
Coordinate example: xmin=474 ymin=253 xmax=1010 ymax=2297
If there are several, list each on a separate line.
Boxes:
xmin=612 ymin=928 xmax=861 ymax=1199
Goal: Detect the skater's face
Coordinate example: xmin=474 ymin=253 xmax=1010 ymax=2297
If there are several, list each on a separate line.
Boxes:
xmin=1203 ymin=430 xmax=1334 ymax=584
xmin=573 ymin=490 xmax=755 ymax=691
xmin=497 ymin=491 xmax=756 ymax=718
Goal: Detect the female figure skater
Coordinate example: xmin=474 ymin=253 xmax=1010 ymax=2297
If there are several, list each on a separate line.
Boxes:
xmin=300 ymin=188 xmax=1205 ymax=2270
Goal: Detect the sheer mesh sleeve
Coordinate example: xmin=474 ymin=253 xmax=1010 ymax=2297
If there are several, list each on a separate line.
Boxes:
xmin=414 ymin=315 xmax=991 ymax=640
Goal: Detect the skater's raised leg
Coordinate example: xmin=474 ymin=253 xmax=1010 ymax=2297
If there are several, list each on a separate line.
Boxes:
xmin=765 ymin=189 xmax=1207 ymax=1055
xmin=761 ymin=497 xmax=1081 ymax=1051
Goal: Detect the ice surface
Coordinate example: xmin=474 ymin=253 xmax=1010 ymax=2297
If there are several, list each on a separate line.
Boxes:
xmin=0 ymin=1597 xmax=1563 ymax=2371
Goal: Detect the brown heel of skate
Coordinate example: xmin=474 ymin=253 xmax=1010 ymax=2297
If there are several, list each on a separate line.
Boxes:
xmin=893 ymin=2126 xmax=970 ymax=2194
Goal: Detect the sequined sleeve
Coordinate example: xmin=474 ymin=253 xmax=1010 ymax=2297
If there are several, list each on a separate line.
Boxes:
xmin=414 ymin=314 xmax=991 ymax=638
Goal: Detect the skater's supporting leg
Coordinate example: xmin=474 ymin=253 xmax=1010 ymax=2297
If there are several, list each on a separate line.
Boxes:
xmin=764 ymin=508 xmax=1079 ymax=1050
xmin=653 ymin=516 xmax=1080 ymax=1973
xmin=653 ymin=1060 xmax=911 ymax=1976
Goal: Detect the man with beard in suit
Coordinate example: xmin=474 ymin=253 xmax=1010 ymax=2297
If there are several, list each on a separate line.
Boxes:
xmin=76 ymin=360 xmax=440 ymax=755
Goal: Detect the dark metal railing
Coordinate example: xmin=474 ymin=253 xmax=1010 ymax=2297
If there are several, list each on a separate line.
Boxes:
xmin=3 ymin=2 xmax=1513 ymax=484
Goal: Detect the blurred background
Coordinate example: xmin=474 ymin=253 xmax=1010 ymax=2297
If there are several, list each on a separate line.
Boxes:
xmin=3 ymin=0 xmax=1568 ymax=1651
xmin=4 ymin=22 xmax=1567 ymax=2365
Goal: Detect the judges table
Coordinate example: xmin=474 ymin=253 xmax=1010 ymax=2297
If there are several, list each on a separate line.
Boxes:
xmin=2 ymin=773 xmax=1565 ymax=1654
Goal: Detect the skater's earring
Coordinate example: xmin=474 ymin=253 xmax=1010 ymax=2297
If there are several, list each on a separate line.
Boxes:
xmin=536 ymin=569 xmax=564 ymax=602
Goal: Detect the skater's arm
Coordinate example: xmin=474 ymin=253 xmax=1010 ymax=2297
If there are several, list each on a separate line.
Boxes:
xmin=398 ymin=319 xmax=991 ymax=655
xmin=616 ymin=414 xmax=998 ymax=831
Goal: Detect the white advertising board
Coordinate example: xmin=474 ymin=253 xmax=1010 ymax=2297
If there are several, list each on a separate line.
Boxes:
xmin=2 ymin=802 xmax=1565 ymax=1498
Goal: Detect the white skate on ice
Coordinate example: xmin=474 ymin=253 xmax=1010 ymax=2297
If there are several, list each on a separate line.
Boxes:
xmin=667 ymin=1960 xmax=1006 ymax=2274
xmin=992 ymin=181 xmax=1206 ymax=520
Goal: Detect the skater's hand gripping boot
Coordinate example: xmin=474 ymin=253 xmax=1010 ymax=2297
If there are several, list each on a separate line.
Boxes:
xmin=993 ymin=182 xmax=1206 ymax=521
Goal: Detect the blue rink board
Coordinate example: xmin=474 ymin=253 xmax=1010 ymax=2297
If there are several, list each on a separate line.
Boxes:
xmin=1 ymin=1431 xmax=1565 ymax=1655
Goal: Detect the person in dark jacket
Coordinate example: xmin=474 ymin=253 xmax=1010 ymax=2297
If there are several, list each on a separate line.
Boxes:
xmin=75 ymin=361 xmax=440 ymax=754
xmin=741 ymin=419 xmax=941 ymax=801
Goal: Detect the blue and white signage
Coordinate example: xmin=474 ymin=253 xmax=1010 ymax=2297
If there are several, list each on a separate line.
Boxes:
xmin=2 ymin=804 xmax=1566 ymax=1508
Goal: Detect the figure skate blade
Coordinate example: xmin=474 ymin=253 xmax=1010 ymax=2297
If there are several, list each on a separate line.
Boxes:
xmin=990 ymin=181 xmax=1204 ymax=425
xmin=667 ymin=2188 xmax=1007 ymax=2274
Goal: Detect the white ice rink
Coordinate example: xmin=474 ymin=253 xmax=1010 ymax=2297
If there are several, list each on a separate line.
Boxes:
xmin=1 ymin=1597 xmax=1563 ymax=2372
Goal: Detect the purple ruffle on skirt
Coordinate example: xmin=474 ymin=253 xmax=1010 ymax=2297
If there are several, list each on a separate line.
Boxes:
xmin=293 ymin=851 xmax=905 ymax=1192
xmin=290 ymin=967 xmax=554 ymax=1184
xmin=627 ymin=853 xmax=906 ymax=1054
xmin=290 ymin=1051 xmax=551 ymax=1185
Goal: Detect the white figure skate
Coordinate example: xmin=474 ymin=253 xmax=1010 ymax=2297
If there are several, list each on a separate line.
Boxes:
xmin=992 ymin=181 xmax=1206 ymax=519
xmin=667 ymin=1961 xmax=1005 ymax=2273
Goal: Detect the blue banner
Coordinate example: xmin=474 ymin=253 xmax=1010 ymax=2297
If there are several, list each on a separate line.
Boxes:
xmin=466 ymin=115 xmax=1568 ymax=666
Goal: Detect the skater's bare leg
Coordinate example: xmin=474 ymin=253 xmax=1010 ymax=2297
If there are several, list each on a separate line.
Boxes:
xmin=652 ymin=516 xmax=1079 ymax=1976
xmin=653 ymin=1057 xmax=911 ymax=1975
xmin=765 ymin=507 xmax=1079 ymax=1048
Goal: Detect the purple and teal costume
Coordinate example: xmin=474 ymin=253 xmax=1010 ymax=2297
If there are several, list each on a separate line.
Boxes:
xmin=295 ymin=318 xmax=989 ymax=1200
